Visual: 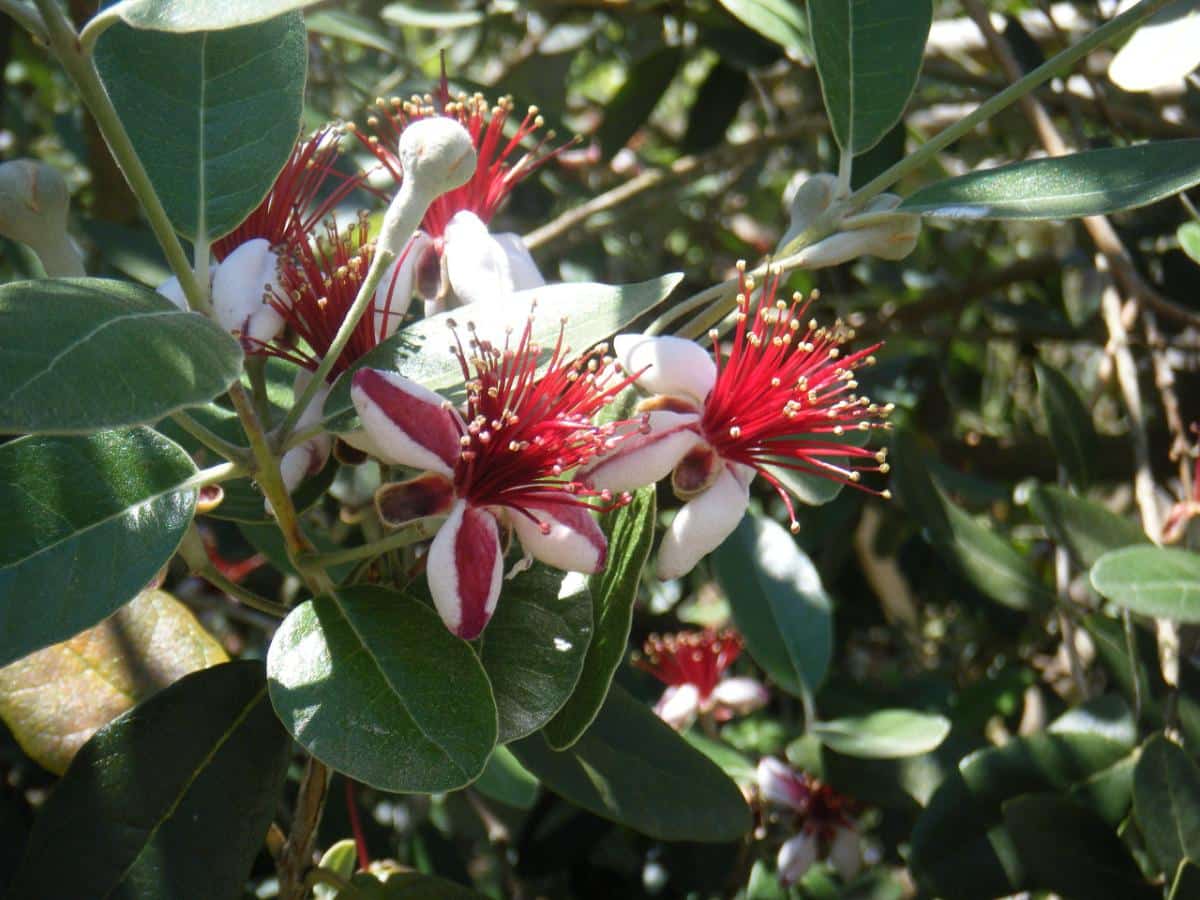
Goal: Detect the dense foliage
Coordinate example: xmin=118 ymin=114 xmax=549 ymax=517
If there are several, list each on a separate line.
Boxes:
xmin=2 ymin=1 xmax=1200 ymax=899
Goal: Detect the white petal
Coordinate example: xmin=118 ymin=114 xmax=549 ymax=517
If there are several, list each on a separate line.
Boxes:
xmin=582 ymin=411 xmax=701 ymax=494
xmin=426 ymin=501 xmax=503 ymax=639
xmin=492 ymin=232 xmax=545 ymax=290
xmin=656 ymin=466 xmax=749 ymax=580
xmin=654 ymin=684 xmax=701 ymax=731
xmin=372 ymin=232 xmax=432 ymax=340
xmin=511 ymin=502 xmax=606 ymax=573
xmin=710 ymin=676 xmax=769 ymax=716
xmin=155 ymin=275 xmax=189 ymax=311
xmin=443 ymin=210 xmax=513 ymax=306
xmin=350 ymin=368 xmax=464 ymax=475
xmin=212 ymin=238 xmax=284 ymax=342
xmin=278 ymin=437 xmax=330 ymax=494
xmin=756 ymin=757 xmax=805 ymax=810
xmin=828 ymin=826 xmax=862 ymax=883
xmin=613 ymin=334 xmax=717 ymax=405
xmin=777 ymin=832 xmax=818 ymax=886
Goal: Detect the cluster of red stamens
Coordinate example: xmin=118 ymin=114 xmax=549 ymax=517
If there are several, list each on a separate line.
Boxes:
xmin=351 ymin=86 xmax=571 ymax=237
xmin=634 ymin=629 xmax=743 ymax=701
xmin=213 ymin=126 xmax=361 ymax=261
xmin=762 ymin=771 xmax=858 ymax=840
xmin=447 ymin=317 xmax=639 ymax=529
xmin=703 ymin=263 xmax=893 ymax=529
xmin=257 ymin=215 xmax=411 ymax=379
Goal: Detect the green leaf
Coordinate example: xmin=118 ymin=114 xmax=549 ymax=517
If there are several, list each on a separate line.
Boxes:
xmin=807 ymin=0 xmax=932 ymax=155
xmin=597 ymin=47 xmax=683 ymax=158
xmin=813 ymin=709 xmax=951 ymax=759
xmin=207 ymin=458 xmax=337 ymax=523
xmin=910 ymin=695 xmax=1136 ymax=899
xmin=472 ymin=746 xmax=539 ymax=810
xmin=267 ymin=586 xmax=497 ymax=793
xmin=1002 ymin=793 xmax=1157 ymax=900
xmin=0 ymin=279 xmax=242 ymax=434
xmin=0 ymin=428 xmax=197 ymax=668
xmin=306 ymin=10 xmax=398 ymax=54
xmin=379 ymin=4 xmax=487 ymax=28
xmin=891 ymin=429 xmax=1050 ymax=611
xmin=1180 ymin=221 xmax=1200 ymax=265
xmin=478 ymin=567 xmax=592 ymax=743
xmin=714 ymin=511 xmax=833 ymax=698
xmin=7 ymin=661 xmax=290 ymax=900
xmin=1133 ymin=734 xmax=1200 ymax=876
xmin=108 ymin=0 xmax=322 ymax=31
xmin=1027 ymin=485 xmax=1147 ymax=568
xmin=1091 ymin=546 xmax=1200 ymax=622
xmin=900 ymin=141 xmax=1200 ymax=220
xmin=314 ymin=840 xmax=358 ymax=900
xmin=543 ymin=487 xmax=655 ymax=749
xmin=716 ymin=0 xmax=807 ymax=59
xmin=683 ymin=731 xmax=757 ymax=785
xmin=324 ymin=276 xmax=683 ymax=431
xmin=513 ymin=685 xmax=752 ymax=842
xmin=0 ymin=589 xmax=225 ymax=774
xmin=95 ymin=12 xmax=306 ymax=240
xmin=1034 ymin=361 xmax=1097 ymax=490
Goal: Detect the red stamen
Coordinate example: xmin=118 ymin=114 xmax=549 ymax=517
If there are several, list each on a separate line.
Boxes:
xmin=634 ymin=629 xmax=743 ymax=701
xmin=213 ymin=125 xmax=362 ymax=261
xmin=444 ymin=316 xmax=638 ymax=521
xmin=252 ymin=214 xmax=415 ymax=379
xmin=352 ymin=90 xmax=575 ymax=238
xmin=700 ymin=266 xmax=892 ymax=530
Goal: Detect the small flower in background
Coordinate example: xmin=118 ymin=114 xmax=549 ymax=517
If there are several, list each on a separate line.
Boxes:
xmin=352 ymin=85 xmax=570 ymax=312
xmin=634 ymin=629 xmax=768 ymax=730
xmin=350 ymin=317 xmax=646 ymax=639
xmin=756 ymin=757 xmax=863 ymax=885
xmin=583 ymin=262 xmax=892 ymax=579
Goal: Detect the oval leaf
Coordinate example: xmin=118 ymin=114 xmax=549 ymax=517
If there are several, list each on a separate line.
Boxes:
xmin=478 ymin=567 xmax=592 ymax=743
xmin=513 ymin=685 xmax=752 ymax=842
xmin=900 ymin=140 xmax=1200 ymax=220
xmin=1034 ymin=360 xmax=1097 ymax=490
xmin=1181 ymin=221 xmax=1200 ymax=265
xmin=716 ymin=0 xmax=807 ymax=59
xmin=1134 ymin=734 xmax=1200 ymax=876
xmin=1091 ymin=546 xmax=1200 ymax=622
xmin=0 ymin=278 xmax=242 ymax=434
xmin=1003 ymin=793 xmax=1157 ymax=900
xmin=7 ymin=661 xmax=290 ymax=900
xmin=324 ymin=276 xmax=683 ymax=431
xmin=910 ymin=695 xmax=1136 ymax=899
xmin=714 ymin=511 xmax=833 ymax=698
xmin=472 ymin=746 xmax=539 ymax=810
xmin=892 ymin=429 xmax=1050 ymax=611
xmin=1027 ymin=485 xmax=1147 ymax=569
xmin=267 ymin=586 xmax=498 ymax=792
xmin=808 ymin=0 xmax=932 ymax=155
xmin=544 ymin=487 xmax=656 ymax=750
xmin=0 ymin=589 xmax=226 ymax=774
xmin=95 ymin=13 xmax=306 ymax=240
xmin=597 ymin=47 xmax=683 ymax=158
xmin=0 ymin=427 xmax=197 ymax=668
xmin=108 ymin=0 xmax=323 ymax=32
xmin=813 ymin=709 xmax=951 ymax=759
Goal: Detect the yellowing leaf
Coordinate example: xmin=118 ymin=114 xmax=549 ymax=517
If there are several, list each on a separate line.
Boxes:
xmin=0 ymin=590 xmax=226 ymax=773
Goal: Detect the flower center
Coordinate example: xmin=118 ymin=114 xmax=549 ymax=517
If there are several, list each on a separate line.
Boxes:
xmin=635 ymin=630 xmax=743 ymax=701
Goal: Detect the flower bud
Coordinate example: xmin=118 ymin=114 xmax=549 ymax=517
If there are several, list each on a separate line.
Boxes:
xmin=0 ymin=159 xmax=85 ymax=276
xmin=795 ymin=203 xmax=921 ymax=268
xmin=778 ymin=173 xmax=840 ymax=255
xmin=211 ymin=238 xmax=286 ymax=344
xmin=653 ymin=683 xmax=702 ymax=731
xmin=377 ymin=118 xmax=476 ymax=259
xmin=777 ymin=832 xmax=818 ymax=886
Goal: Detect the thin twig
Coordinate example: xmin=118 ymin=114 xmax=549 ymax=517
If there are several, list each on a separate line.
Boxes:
xmin=303 ymin=517 xmax=439 ymax=567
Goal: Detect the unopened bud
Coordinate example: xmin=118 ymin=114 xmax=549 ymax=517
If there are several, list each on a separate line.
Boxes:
xmin=796 ymin=207 xmax=921 ymax=268
xmin=0 ymin=159 xmax=85 ymax=277
xmin=778 ymin=173 xmax=840 ymax=254
xmin=777 ymin=832 xmax=819 ymax=886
